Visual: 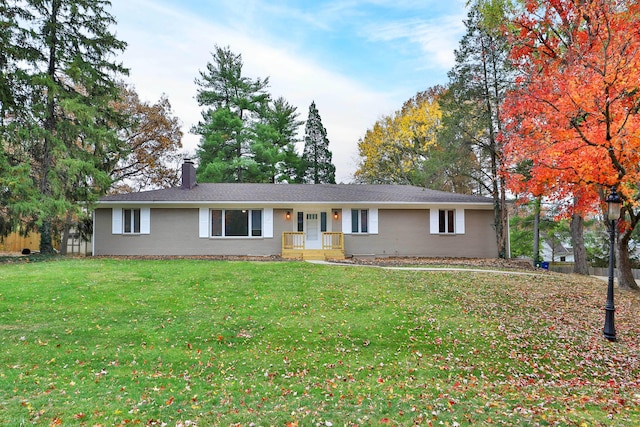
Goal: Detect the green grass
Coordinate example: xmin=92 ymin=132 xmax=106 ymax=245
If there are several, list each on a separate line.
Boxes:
xmin=0 ymin=258 xmax=638 ymax=426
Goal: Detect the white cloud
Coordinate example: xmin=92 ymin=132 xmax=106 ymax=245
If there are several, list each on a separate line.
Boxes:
xmin=238 ymin=44 xmax=402 ymax=182
xmin=364 ymin=15 xmax=465 ymax=70
xmin=111 ymin=0 xmax=463 ymax=182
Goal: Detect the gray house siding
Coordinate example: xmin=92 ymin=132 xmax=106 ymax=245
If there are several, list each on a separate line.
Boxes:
xmin=93 ymin=172 xmax=499 ymax=258
xmin=343 ymin=209 xmax=498 ymax=258
xmin=94 ymin=208 xmax=290 ymax=256
xmin=94 ymin=206 xmax=497 ymax=258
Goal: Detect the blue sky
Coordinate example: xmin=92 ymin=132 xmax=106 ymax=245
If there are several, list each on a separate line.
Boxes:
xmin=110 ymin=0 xmax=468 ymax=182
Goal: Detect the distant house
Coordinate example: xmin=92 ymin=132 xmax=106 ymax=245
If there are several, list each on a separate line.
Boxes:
xmin=540 ymin=236 xmax=574 ymax=263
xmin=92 ymin=160 xmax=499 ymax=260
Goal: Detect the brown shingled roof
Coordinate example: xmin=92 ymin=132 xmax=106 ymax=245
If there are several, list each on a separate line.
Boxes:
xmin=98 ymin=184 xmax=493 ymax=205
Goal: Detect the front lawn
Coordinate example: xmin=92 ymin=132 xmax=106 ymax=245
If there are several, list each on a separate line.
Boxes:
xmin=0 ymin=259 xmax=638 ymax=426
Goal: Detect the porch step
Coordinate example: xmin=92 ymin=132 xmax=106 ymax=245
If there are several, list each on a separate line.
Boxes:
xmin=303 ymin=253 xmax=328 ymax=261
xmin=282 ymin=249 xmax=345 ymax=261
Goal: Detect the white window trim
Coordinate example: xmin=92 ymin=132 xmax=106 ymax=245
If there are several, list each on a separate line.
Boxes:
xmin=199 ymin=208 xmax=209 ymax=238
xmin=430 ymin=208 xmax=465 ymax=235
xmin=140 ymin=208 xmax=151 ymax=234
xmin=342 ymin=209 xmax=351 ymax=234
xmin=369 ymin=208 xmax=378 ymax=234
xmin=198 ymin=208 xmax=272 ymax=239
xmin=263 ymin=208 xmax=274 ymax=238
xmin=455 ymin=209 xmax=465 ymax=234
xmin=111 ymin=207 xmax=150 ymax=235
xmin=112 ymin=208 xmax=122 ymax=234
xmin=343 ymin=208 xmax=378 ymax=235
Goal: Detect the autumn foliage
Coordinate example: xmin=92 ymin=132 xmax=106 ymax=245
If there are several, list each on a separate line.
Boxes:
xmin=355 ymin=89 xmax=442 ymax=185
xmin=110 ymin=85 xmax=184 ymax=193
xmin=502 ymin=0 xmax=640 ymax=213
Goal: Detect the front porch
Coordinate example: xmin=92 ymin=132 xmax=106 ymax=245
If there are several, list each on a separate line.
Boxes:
xmin=281 ymin=232 xmax=345 ymax=260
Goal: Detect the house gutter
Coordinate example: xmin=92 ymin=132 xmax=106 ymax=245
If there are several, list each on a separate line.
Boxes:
xmin=94 ymin=200 xmax=495 ymax=210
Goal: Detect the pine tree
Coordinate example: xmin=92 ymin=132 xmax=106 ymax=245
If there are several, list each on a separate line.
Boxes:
xmin=301 ymin=101 xmax=335 ymax=184
xmin=194 ymin=45 xmax=270 ymax=183
xmin=2 ymin=0 xmax=128 ymax=253
xmin=0 ymin=3 xmax=37 ymax=237
xmin=251 ymin=97 xmax=303 ymax=183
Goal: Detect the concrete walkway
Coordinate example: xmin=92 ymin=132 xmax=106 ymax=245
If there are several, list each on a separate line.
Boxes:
xmin=306 ymin=260 xmax=542 ymax=276
xmin=307 ymin=260 xmax=631 ymax=286
xmin=591 ymin=276 xmax=640 ymax=285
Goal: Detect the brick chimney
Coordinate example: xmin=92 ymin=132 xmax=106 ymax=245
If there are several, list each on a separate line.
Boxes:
xmin=181 ymin=158 xmax=197 ymax=189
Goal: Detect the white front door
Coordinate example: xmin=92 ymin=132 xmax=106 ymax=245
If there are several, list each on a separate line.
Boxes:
xmin=305 ymin=213 xmax=321 ymax=249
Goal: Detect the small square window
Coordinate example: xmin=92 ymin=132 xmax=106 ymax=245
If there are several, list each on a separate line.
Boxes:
xmin=123 ymin=209 xmax=140 ymax=234
xmin=351 ymin=209 xmax=369 ymax=233
xmin=438 ymin=209 xmax=455 ymax=234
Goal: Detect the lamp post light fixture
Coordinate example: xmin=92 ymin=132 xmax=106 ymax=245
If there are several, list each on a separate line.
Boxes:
xmin=604 ymin=186 xmax=622 ymax=342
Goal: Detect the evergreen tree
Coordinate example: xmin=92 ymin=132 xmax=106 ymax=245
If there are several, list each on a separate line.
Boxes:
xmin=0 ymin=147 xmax=36 ymax=238
xmin=251 ymin=97 xmax=303 ymax=183
xmin=301 ymin=101 xmax=335 ymax=184
xmin=2 ymin=0 xmax=128 ymax=253
xmin=0 ymin=3 xmax=32 ymax=124
xmin=193 ymin=45 xmax=270 ymax=182
xmin=0 ymin=3 xmax=37 ymax=237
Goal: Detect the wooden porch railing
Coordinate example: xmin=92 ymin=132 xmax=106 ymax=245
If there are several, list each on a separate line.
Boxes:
xmin=282 ymin=232 xmax=305 ymax=250
xmin=282 ymin=232 xmax=345 ymax=260
xmin=322 ymin=232 xmax=344 ymax=250
xmin=282 ymin=232 xmax=344 ymax=250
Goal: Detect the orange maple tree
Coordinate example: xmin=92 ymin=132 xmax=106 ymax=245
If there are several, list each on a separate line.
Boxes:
xmin=502 ymin=0 xmax=640 ymax=290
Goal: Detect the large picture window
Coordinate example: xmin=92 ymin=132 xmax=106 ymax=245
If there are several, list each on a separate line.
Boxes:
xmin=351 ymin=209 xmax=369 ymax=233
xmin=211 ymin=209 xmax=262 ymax=237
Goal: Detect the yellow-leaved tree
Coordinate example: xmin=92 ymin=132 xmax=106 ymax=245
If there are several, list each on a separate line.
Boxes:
xmin=355 ymin=88 xmax=443 ymax=186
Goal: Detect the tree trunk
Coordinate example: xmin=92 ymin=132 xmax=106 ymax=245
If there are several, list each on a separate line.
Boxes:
xmin=498 ymin=177 xmax=509 ymax=258
xmin=615 ymin=225 xmax=640 ymax=291
xmin=533 ymin=198 xmax=541 ymax=265
xmin=39 ymin=221 xmax=55 ymax=254
xmin=60 ymin=211 xmax=73 ymax=255
xmin=571 ymin=213 xmax=588 ymax=275
xmin=39 ymin=1 xmax=59 ymax=255
xmin=493 ymin=197 xmax=506 ymax=258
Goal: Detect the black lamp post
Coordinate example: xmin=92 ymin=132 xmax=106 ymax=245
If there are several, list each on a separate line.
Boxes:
xmin=604 ymin=186 xmax=622 ymax=342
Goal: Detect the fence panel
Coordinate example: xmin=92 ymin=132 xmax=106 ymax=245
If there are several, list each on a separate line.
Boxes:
xmin=0 ymin=232 xmax=40 ymax=253
xmin=549 ymin=265 xmax=640 ymax=279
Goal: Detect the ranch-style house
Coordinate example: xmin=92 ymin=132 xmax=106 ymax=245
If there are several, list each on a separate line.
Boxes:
xmin=92 ymin=160 xmax=499 ymax=260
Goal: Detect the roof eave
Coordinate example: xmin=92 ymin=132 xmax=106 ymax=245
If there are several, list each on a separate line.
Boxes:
xmin=95 ymin=200 xmax=494 ymax=209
